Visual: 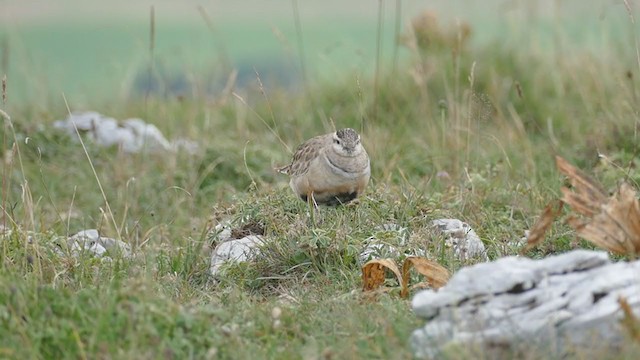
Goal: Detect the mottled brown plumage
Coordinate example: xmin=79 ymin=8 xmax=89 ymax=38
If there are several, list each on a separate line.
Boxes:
xmin=277 ymin=128 xmax=370 ymax=206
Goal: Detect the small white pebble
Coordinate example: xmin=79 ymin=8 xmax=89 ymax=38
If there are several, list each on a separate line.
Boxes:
xmin=271 ymin=306 xmax=282 ymax=320
xmin=206 ymin=347 xmax=218 ymax=359
xmin=221 ymin=323 xmax=238 ymax=335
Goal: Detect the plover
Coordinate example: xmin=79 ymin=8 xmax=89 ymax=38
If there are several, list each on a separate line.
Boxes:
xmin=277 ymin=128 xmax=370 ymax=206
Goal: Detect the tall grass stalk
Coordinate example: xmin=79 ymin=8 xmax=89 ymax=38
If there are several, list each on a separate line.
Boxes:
xmin=373 ymin=0 xmax=385 ymax=125
xmin=291 ymin=0 xmax=313 ymax=111
xmin=146 ymin=5 xmax=155 ymax=106
xmin=1 ymin=74 xmax=7 ymax=232
xmin=62 ymin=94 xmax=121 ymax=241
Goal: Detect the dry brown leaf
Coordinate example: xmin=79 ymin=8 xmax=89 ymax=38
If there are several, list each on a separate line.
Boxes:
xmin=400 ymin=257 xmax=450 ymax=298
xmin=522 ymin=200 xmax=564 ymax=253
xmin=560 ymin=186 xmax=600 ymax=217
xmin=362 ymin=258 xmax=403 ymax=292
xmin=574 ymin=183 xmax=640 ymax=254
xmin=616 ymin=183 xmax=640 ymax=243
xmin=554 ymin=156 xmax=640 ymax=255
xmin=556 ymin=156 xmax=608 ymax=216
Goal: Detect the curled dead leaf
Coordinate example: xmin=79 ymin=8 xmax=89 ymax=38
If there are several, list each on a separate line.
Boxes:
xmin=522 ymin=200 xmax=563 ymax=253
xmin=400 ymin=257 xmax=450 ymax=297
xmin=362 ymin=257 xmax=450 ymax=298
xmin=361 ymin=258 xmax=403 ymax=292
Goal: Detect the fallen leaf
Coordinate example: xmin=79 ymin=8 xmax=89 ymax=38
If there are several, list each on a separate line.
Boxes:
xmin=556 ymin=156 xmax=607 ymax=217
xmin=521 ymin=200 xmax=563 ymax=253
xmin=400 ymin=257 xmax=450 ymax=297
xmin=573 ymin=183 xmax=640 ymax=254
xmin=362 ymin=258 xmax=403 ymax=292
xmin=554 ymin=156 xmax=640 ymax=255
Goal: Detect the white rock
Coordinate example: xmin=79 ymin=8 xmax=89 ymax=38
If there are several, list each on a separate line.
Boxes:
xmin=431 ymin=218 xmax=487 ymax=261
xmin=122 ymin=118 xmax=172 ymax=152
xmin=170 ymin=138 xmax=200 ymax=153
xmin=211 ymin=222 xmax=233 ymax=243
xmin=411 ymin=250 xmax=640 ymax=358
xmin=53 ymin=111 xmax=196 ymax=154
xmin=210 ymin=235 xmax=265 ymax=276
xmin=271 ymin=306 xmax=282 ymax=319
xmin=67 ymin=229 xmax=131 ymax=258
xmin=71 ymin=239 xmax=107 ymax=257
xmin=71 ymin=229 xmax=100 ymax=242
xmin=53 ymin=111 xmax=102 ymax=132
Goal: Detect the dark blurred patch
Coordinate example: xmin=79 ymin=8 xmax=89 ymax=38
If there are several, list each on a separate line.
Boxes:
xmin=132 ymin=59 xmax=301 ymax=99
xmin=230 ymin=220 xmax=265 ymax=239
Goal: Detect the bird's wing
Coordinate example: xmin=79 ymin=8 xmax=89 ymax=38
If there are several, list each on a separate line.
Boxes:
xmin=275 ymin=164 xmax=291 ymax=174
xmin=286 ymin=135 xmax=327 ymax=177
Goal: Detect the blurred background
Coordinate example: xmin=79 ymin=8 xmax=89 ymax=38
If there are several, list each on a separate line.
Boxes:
xmin=1 ymin=0 xmax=637 ymax=107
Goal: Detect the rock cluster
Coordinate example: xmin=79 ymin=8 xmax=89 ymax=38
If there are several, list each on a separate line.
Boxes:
xmin=431 ymin=218 xmax=487 ymax=261
xmin=1 ymin=226 xmax=130 ymax=261
xmin=54 ymin=111 xmax=197 ymax=153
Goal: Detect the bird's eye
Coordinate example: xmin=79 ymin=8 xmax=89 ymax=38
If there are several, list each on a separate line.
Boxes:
xmin=334 ymin=138 xmax=341 ymax=144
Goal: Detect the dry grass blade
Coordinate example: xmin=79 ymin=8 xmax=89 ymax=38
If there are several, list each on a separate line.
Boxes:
xmin=572 ymin=183 xmax=640 ymax=254
xmin=619 ymin=296 xmax=640 ymax=342
xmin=2 ymin=74 xmax=6 ymax=104
xmin=362 ymin=258 xmax=403 ymax=292
xmin=0 ymin=108 xmax=8 ymax=121
xmin=410 ymin=282 xmax=433 ymax=291
xmin=522 ymin=200 xmax=563 ymax=253
xmin=400 ymin=257 xmax=450 ymax=298
xmin=556 ymin=156 xmax=607 ymax=216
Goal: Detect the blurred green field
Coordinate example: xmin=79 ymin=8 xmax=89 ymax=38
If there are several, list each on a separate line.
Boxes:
xmin=3 ymin=21 xmax=391 ymax=104
xmin=2 ymin=0 xmax=637 ymax=106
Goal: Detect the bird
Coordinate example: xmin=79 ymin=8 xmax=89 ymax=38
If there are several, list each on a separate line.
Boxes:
xmin=277 ymin=128 xmax=370 ymax=207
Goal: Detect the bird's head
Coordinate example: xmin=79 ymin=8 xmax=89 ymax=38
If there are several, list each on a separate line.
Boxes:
xmin=332 ymin=128 xmax=364 ymax=156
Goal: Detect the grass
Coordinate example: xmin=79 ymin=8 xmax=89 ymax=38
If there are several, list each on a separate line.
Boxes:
xmin=1 ymin=1 xmax=640 ymax=359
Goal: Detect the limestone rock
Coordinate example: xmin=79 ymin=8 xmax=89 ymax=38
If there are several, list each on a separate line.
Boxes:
xmin=210 ymin=235 xmax=265 ymax=276
xmin=431 ymin=218 xmax=487 ymax=261
xmin=411 ymin=250 xmax=640 ymax=358
xmin=54 ymin=111 xmax=197 ymax=153
xmin=209 ymin=222 xmax=265 ymax=276
xmin=67 ymin=229 xmax=131 ymax=258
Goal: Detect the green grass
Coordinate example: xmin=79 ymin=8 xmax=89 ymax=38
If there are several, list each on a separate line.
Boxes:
xmin=2 ymin=1 xmax=640 ymax=359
